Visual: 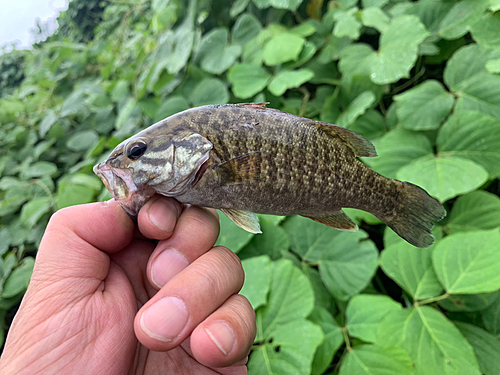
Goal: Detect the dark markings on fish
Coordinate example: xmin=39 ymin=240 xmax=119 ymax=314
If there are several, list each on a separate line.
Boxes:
xmin=96 ymin=103 xmax=446 ymax=248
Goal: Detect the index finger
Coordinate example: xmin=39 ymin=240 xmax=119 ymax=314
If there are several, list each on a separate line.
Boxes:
xmin=137 ymin=195 xmax=183 ymax=240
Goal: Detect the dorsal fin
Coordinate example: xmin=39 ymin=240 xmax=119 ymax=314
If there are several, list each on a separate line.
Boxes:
xmin=307 ymin=119 xmax=377 ymax=157
xmin=231 ymin=102 xmax=269 ymax=109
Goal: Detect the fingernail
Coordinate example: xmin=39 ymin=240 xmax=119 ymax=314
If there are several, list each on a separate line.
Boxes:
xmin=140 ymin=297 xmax=188 ymax=341
xmin=205 ymin=322 xmax=236 ymax=355
xmin=148 ymin=198 xmax=178 ymax=233
xmin=151 ymin=250 xmax=189 ymax=288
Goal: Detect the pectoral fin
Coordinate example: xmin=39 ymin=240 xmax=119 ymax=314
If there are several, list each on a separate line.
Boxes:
xmin=221 ymin=208 xmax=262 ymax=234
xmin=303 ymin=211 xmax=358 ymax=232
xmin=215 ymin=151 xmax=264 ymax=185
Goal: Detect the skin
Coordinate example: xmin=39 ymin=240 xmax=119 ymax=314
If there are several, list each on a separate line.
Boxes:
xmin=0 ymin=196 xmax=256 ymax=375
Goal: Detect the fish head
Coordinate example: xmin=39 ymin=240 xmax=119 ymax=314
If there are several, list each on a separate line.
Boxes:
xmin=94 ymin=130 xmax=213 ymax=217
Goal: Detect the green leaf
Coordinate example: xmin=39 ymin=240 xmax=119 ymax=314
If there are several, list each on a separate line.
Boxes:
xmin=115 ymin=98 xmax=137 ymax=130
xmin=258 ymin=259 xmax=314 ymax=337
xmin=370 ymin=129 xmax=432 ymax=179
xmin=378 ymin=306 xmax=481 ymax=375
xmin=380 ymin=241 xmax=443 ymax=300
xmin=437 ymin=110 xmax=500 ymax=178
xmin=197 ymin=28 xmax=242 ymax=74
xmin=346 ymin=294 xmax=402 ymax=343
xmin=263 ymin=33 xmax=305 ymax=66
xmin=232 ymin=13 xmax=262 ymax=46
xmin=394 ymin=80 xmax=454 ymax=131
xmin=348 ymin=110 xmax=388 ymax=141
xmin=308 ymin=307 xmax=344 ymax=375
xmin=230 ymin=0 xmax=250 ymax=17
xmin=228 ymin=64 xmax=271 ymax=99
xmin=283 ymin=216 xmax=379 ymax=300
xmin=248 ymin=319 xmax=323 ymax=375
xmin=301 ymin=265 xmax=335 ymax=312
xmin=154 ymin=96 xmax=189 ymax=122
xmin=333 ymin=8 xmax=362 ymax=40
xmin=240 ymin=256 xmax=272 ymax=310
xmin=24 ymin=162 xmax=58 ymax=178
xmin=20 ymin=197 xmax=52 ymax=228
xmin=57 ymin=184 xmax=96 ymax=209
xmin=238 ymin=216 xmax=289 ymax=260
xmin=269 ymin=0 xmax=303 ymax=10
xmin=439 ymin=292 xmax=500 ymax=312
xmin=470 ymin=12 xmax=500 ymax=51
xmin=444 ymin=44 xmax=500 ymax=93
xmin=446 ymin=191 xmax=500 ymax=233
xmin=433 ymin=230 xmax=500 ymax=294
xmin=438 ymin=0 xmax=490 ymax=40
xmin=0 ymin=228 xmax=11 ymax=255
xmin=66 ymin=130 xmax=99 ymax=152
xmin=336 ymin=90 xmax=376 ymax=128
xmin=456 ymin=322 xmax=500 ymax=375
xmin=216 ymin=211 xmax=254 ymax=253
xmin=339 ymin=345 xmax=414 ymax=375
xmin=482 ymin=296 xmax=500 ymax=335
xmin=361 ymin=7 xmax=390 ymax=33
xmin=396 ymin=155 xmax=488 ymax=203
xmin=2 ymin=257 xmax=35 ymax=298
xmin=191 ymin=78 xmax=229 ymax=106
xmin=39 ymin=110 xmax=58 ymax=137
xmin=486 ymin=58 xmax=500 ymax=74
xmin=267 ymin=69 xmax=314 ymax=96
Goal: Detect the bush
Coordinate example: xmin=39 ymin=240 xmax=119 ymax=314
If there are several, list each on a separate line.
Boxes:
xmin=1 ymin=0 xmax=500 ymax=373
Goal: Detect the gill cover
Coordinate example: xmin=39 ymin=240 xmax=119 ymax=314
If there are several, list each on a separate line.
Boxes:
xmin=152 ymin=131 xmax=213 ymax=196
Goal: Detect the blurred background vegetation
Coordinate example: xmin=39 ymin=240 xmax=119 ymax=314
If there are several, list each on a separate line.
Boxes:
xmin=2 ymin=0 xmax=500 ymax=374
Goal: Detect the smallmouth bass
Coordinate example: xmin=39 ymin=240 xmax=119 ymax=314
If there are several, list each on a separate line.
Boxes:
xmin=94 ymin=103 xmax=446 ymax=248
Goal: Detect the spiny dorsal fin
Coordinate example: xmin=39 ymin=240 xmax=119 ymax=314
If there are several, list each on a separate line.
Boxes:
xmin=308 ymin=120 xmax=377 ymax=157
xmin=220 ymin=208 xmax=262 ymax=234
xmin=215 ymin=151 xmax=264 ymax=185
xmin=231 ymin=102 xmax=269 ymax=109
xmin=303 ymin=211 xmax=359 ymax=232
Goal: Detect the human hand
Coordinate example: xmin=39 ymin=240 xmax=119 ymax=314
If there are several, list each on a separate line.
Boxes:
xmin=0 ymin=196 xmax=255 ymax=375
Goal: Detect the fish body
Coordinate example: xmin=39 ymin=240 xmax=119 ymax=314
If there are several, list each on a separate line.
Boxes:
xmin=94 ymin=103 xmax=446 ymax=248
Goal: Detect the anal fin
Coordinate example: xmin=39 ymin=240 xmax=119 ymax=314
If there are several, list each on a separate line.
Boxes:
xmin=221 ymin=208 xmax=262 ymax=234
xmin=303 ymin=211 xmax=358 ymax=232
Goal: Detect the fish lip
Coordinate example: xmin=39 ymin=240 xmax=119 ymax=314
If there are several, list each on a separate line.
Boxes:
xmin=93 ymin=162 xmax=154 ymax=217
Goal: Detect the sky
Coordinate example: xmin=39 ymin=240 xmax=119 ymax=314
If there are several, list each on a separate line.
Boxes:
xmin=0 ymin=0 xmax=69 ymax=51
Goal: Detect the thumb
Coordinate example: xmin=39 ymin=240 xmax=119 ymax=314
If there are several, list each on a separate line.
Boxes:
xmin=32 ymin=201 xmax=135 ymax=291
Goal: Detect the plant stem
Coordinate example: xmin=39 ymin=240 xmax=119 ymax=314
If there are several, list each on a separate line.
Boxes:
xmin=341 ymin=327 xmax=351 ymax=351
xmin=415 ymin=292 xmax=450 ymax=306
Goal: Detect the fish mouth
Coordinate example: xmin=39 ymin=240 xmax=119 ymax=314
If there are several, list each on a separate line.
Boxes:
xmin=93 ymin=162 xmax=154 ymax=217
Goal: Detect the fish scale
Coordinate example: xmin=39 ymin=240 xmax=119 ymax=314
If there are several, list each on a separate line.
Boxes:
xmin=94 ymin=103 xmax=446 ymax=248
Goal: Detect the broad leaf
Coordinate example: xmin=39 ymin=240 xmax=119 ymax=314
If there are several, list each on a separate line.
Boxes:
xmin=370 ymin=129 xmax=432 ymax=179
xmin=339 ymin=345 xmax=414 ymax=375
xmin=216 ymin=211 xmax=254 ymax=253
xmin=191 ymin=78 xmax=229 ymax=106
xmin=238 ymin=216 xmax=289 ymax=260
xmin=248 ymin=319 xmax=323 ymax=375
xmin=240 ymin=256 xmax=272 ymax=310
xmin=283 ymin=216 xmax=378 ymax=300
xmin=445 ymin=191 xmax=500 ymax=233
xmin=20 ymin=197 xmax=52 ymax=228
xmin=482 ymin=297 xmax=500 ymax=335
xmin=437 ymin=110 xmax=500 ymax=178
xmin=333 ymin=8 xmax=362 ymax=40
xmin=456 ymin=322 xmax=500 ymax=375
xmin=433 ymin=230 xmax=500 ymax=294
xmin=309 ymin=307 xmax=344 ymax=375
xmin=267 ymin=69 xmax=314 ymax=96
xmin=228 ymin=64 xmax=271 ymax=98
xmin=258 ymin=259 xmax=315 ymax=337
xmin=381 ymin=241 xmax=443 ymax=300
xmin=2 ymin=257 xmax=35 ymax=298
xmin=197 ymin=28 xmax=242 ymax=74
xmin=394 ymin=80 xmax=454 ymax=130
xmin=438 ymin=0 xmax=489 ymax=40
xmin=396 ymin=155 xmax=488 ymax=202
xmin=470 ymin=11 xmax=500 ymax=51
xmin=377 ymin=306 xmax=481 ymax=375
xmin=263 ymin=33 xmax=305 ymax=66
xmin=336 ymin=91 xmax=376 ymax=128
xmin=346 ymin=294 xmax=402 ymax=343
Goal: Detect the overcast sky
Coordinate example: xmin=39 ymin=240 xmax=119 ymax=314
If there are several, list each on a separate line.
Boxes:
xmin=0 ymin=0 xmax=68 ymax=50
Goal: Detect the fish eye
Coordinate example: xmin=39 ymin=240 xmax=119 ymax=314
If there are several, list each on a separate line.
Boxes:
xmin=126 ymin=141 xmax=147 ymax=160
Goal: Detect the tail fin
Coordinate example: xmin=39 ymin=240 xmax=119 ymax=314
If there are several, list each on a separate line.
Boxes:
xmin=384 ymin=182 xmax=446 ymax=248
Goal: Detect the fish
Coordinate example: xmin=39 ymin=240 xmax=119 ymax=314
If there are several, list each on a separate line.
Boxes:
xmin=93 ymin=103 xmax=446 ymax=248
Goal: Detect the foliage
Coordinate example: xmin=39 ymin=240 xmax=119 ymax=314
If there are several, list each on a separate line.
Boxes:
xmin=1 ymin=0 xmax=500 ymax=373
